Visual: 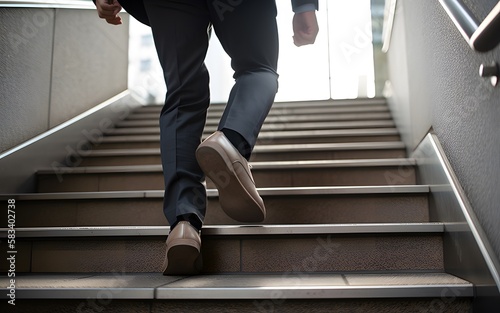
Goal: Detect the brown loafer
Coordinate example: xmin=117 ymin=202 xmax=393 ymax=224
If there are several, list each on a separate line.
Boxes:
xmin=196 ymin=131 xmax=266 ymax=222
xmin=162 ymin=221 xmax=202 ymax=275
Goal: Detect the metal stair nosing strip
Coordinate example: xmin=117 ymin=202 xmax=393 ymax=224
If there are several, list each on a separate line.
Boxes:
xmin=95 ymin=128 xmax=401 ymax=145
xmin=33 ymin=158 xmax=416 ymax=176
xmin=134 ymin=98 xmax=388 ymax=112
xmin=3 ymin=185 xmax=430 ymax=201
xmin=72 ymin=143 xmax=408 ymax=159
xmin=103 ymin=121 xmax=397 ymax=135
xmin=1 ymin=272 xmax=473 ymax=300
xmin=0 ymin=223 xmax=445 ymax=238
xmin=125 ymin=111 xmax=393 ymax=122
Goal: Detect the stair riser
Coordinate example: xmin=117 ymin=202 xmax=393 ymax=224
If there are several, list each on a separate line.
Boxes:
xmin=130 ymin=105 xmax=390 ymax=117
xmin=104 ymin=122 xmax=396 ymax=136
xmin=5 ymin=234 xmax=444 ymax=273
xmin=123 ymin=113 xmax=392 ymax=126
xmin=77 ymin=150 xmax=407 ymax=166
xmin=0 ymin=298 xmax=472 ymax=313
xmin=207 ymin=167 xmax=416 ymax=188
xmin=36 ymin=167 xmax=416 ymax=192
xmin=8 ymin=194 xmax=429 ymax=227
xmin=91 ymin=135 xmax=401 ymax=150
xmin=255 ymin=135 xmax=401 ymax=145
xmin=94 ymin=142 xmax=161 ymax=150
xmin=251 ymin=149 xmax=406 ymax=161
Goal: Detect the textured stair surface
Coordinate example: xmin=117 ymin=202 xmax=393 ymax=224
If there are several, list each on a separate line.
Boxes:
xmin=6 ymin=186 xmax=430 ymax=226
xmin=93 ymin=128 xmax=401 ymax=150
xmin=4 ymin=223 xmax=444 ymax=273
xmin=0 ymin=99 xmax=473 ymax=312
xmin=35 ymin=159 xmax=417 ymax=192
xmin=0 ymin=273 xmax=473 ymax=313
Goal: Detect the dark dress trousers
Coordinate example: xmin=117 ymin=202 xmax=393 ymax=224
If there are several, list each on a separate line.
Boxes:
xmin=110 ymin=0 xmax=318 ymax=225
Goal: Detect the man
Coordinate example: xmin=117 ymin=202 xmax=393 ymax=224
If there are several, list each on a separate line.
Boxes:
xmin=95 ymin=0 xmax=319 ymax=275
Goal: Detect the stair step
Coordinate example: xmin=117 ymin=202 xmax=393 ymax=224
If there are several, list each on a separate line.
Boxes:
xmin=9 ymin=222 xmax=444 ymax=237
xmin=79 ymin=142 xmax=408 ymax=166
xmin=104 ymin=120 xmax=397 ymax=136
xmin=251 ymin=142 xmax=406 ymax=161
xmin=3 ymin=97 xmax=476 ymax=309
xmin=256 ymin=128 xmax=400 ymax=144
xmin=5 ymin=186 xmax=430 ymax=226
xmin=134 ymin=98 xmax=389 ymax=113
xmin=217 ymin=113 xmax=392 ymax=125
xmin=92 ymin=128 xmax=401 ymax=149
xmin=36 ymin=159 xmax=416 ymax=192
xmin=2 ymin=272 xmax=472 ymax=301
xmin=124 ymin=112 xmax=393 ymax=125
xmin=1 ymin=223 xmax=445 ymax=273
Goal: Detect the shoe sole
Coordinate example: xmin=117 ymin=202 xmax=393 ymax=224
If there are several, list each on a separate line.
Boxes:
xmin=163 ymin=240 xmax=202 ymax=276
xmin=196 ymin=142 xmax=265 ymax=223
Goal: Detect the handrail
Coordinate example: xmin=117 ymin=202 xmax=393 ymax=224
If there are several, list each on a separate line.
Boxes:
xmin=0 ymin=0 xmax=94 ymax=9
xmin=381 ymin=0 xmax=397 ymax=53
xmin=439 ymin=0 xmax=500 ymax=52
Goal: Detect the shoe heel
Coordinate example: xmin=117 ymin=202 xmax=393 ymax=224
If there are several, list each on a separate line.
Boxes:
xmin=163 ymin=243 xmax=202 ymax=275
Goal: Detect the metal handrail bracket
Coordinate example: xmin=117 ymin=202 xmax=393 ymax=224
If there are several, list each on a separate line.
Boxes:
xmin=439 ymin=0 xmax=500 ymax=52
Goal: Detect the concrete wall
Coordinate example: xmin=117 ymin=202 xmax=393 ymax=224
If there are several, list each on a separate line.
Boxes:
xmin=386 ymin=0 xmax=500 ymax=261
xmin=0 ymin=7 xmax=129 ymax=153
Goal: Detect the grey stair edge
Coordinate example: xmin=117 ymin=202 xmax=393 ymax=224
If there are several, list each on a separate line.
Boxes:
xmin=207 ymin=113 xmax=393 ymax=123
xmin=256 ymin=185 xmax=428 ymax=196
xmin=135 ymin=104 xmax=390 ymax=114
xmin=126 ymin=108 xmax=392 ymax=121
xmin=11 ymin=284 xmax=473 ymax=300
xmin=36 ymin=157 xmax=414 ymax=174
xmin=2 ymin=272 xmax=473 ymax=300
xmin=0 ymin=223 xmax=445 ymax=238
xmin=14 ymin=288 xmax=154 ymax=299
xmin=99 ymin=128 xmax=400 ymax=143
xmin=253 ymin=142 xmax=405 ymax=152
xmin=100 ymin=134 xmax=160 ymax=143
xmin=85 ymin=148 xmax=161 ymax=157
xmin=2 ymin=185 xmax=429 ymax=201
xmin=104 ymin=121 xmax=397 ymax=134
xmin=251 ymin=158 xmax=416 ymax=169
xmin=128 ymin=112 xmax=393 ymax=123
xmin=156 ymin=284 xmax=473 ymax=300
xmin=36 ymin=164 xmax=163 ymax=174
xmin=56 ymin=142 xmax=408 ymax=161
xmin=253 ymin=128 xmax=400 ymax=138
xmin=135 ymin=98 xmax=388 ymax=110
xmin=136 ymin=102 xmax=389 ymax=112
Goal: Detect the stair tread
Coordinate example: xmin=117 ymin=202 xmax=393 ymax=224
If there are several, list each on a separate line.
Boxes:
xmin=142 ymin=104 xmax=390 ymax=113
xmin=73 ymin=141 xmax=405 ymax=157
xmin=2 ymin=272 xmax=472 ymax=299
xmin=2 ymin=223 xmax=445 ymax=238
xmin=127 ymin=112 xmax=392 ymax=122
xmin=102 ymin=128 xmax=399 ymax=140
xmin=105 ymin=121 xmax=397 ymax=134
xmin=4 ymin=185 xmax=429 ymax=200
xmin=36 ymin=158 xmax=414 ymax=174
xmin=136 ymin=98 xmax=387 ymax=111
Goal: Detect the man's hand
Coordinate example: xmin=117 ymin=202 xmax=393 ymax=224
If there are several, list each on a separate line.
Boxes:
xmin=95 ymin=0 xmax=123 ymax=25
xmin=293 ymin=11 xmax=319 ymax=47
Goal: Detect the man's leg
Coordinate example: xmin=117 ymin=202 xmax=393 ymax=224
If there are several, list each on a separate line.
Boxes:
xmin=209 ymin=0 xmax=279 ymax=151
xmin=143 ymin=0 xmax=210 ymax=274
xmin=196 ymin=0 xmax=279 ymax=223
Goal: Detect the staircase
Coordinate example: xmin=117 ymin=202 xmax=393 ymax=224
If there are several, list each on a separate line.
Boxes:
xmin=1 ymin=98 xmax=474 ymax=312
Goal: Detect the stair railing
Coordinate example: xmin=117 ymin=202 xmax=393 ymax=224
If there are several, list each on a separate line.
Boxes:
xmin=439 ymin=0 xmax=500 ymax=52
